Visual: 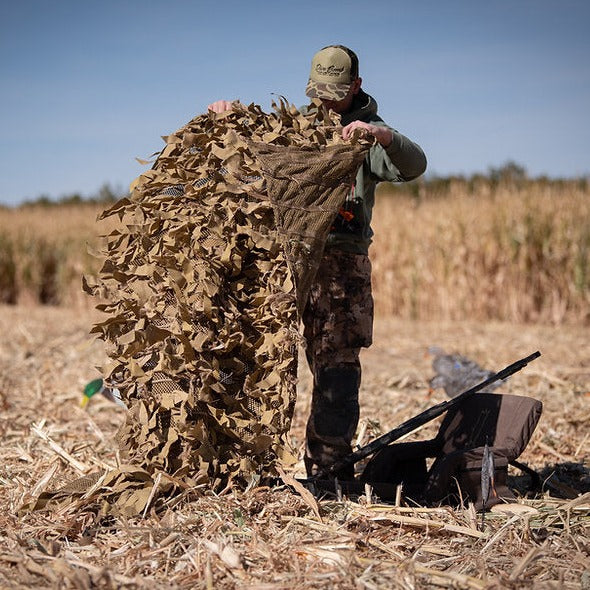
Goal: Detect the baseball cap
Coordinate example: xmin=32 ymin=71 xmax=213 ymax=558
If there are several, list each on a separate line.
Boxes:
xmin=305 ymin=45 xmax=359 ymax=101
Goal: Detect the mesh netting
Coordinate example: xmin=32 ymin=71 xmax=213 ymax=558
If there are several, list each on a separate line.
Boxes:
xmin=250 ymin=140 xmax=371 ymax=312
xmin=44 ymin=100 xmax=371 ymax=516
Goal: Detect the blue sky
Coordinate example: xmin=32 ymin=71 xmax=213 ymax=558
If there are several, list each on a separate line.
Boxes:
xmin=1 ymin=0 xmax=588 ymax=205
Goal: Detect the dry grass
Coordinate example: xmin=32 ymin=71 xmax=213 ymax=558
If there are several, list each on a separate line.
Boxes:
xmin=372 ymin=180 xmax=590 ymax=324
xmin=1 ymin=180 xmax=590 ymax=326
xmin=0 ymin=179 xmax=588 ymax=587
xmin=0 ymin=305 xmax=588 ymax=588
xmin=0 ymin=204 xmax=114 ymax=306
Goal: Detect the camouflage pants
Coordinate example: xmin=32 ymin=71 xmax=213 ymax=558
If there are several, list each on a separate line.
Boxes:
xmin=302 ymin=249 xmax=374 ymax=478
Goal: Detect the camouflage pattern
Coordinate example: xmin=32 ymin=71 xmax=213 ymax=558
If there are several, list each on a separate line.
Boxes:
xmin=302 ymin=249 xmax=373 ymax=477
xmin=58 ymin=101 xmax=373 ymax=516
xmin=303 ymin=249 xmax=373 ymax=353
xmin=305 ymin=78 xmax=350 ymax=101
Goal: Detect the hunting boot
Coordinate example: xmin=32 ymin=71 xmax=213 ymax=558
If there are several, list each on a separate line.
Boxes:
xmin=304 ymin=363 xmax=361 ymax=480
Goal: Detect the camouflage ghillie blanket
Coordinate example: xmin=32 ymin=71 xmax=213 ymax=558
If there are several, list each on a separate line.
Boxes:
xmin=35 ymin=100 xmax=371 ymax=516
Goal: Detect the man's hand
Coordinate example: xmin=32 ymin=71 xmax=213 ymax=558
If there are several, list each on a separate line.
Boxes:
xmin=207 ymin=100 xmax=240 ymax=114
xmin=342 ymin=121 xmax=393 ymax=147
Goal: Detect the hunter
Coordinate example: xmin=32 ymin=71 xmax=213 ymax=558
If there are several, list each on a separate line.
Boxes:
xmin=208 ymin=44 xmax=427 ymax=479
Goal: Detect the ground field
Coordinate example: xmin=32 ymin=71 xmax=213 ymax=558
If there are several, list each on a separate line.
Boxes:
xmin=0 ymin=305 xmax=588 ymax=588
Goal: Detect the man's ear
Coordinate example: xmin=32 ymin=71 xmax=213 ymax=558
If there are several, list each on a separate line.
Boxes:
xmin=352 ymin=77 xmax=362 ymax=94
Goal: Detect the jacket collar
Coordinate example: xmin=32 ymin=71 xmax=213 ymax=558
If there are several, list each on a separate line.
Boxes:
xmin=340 ymin=90 xmax=378 ymax=126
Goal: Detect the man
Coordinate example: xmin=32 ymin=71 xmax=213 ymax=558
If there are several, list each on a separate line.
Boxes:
xmin=209 ymin=45 xmax=427 ymax=479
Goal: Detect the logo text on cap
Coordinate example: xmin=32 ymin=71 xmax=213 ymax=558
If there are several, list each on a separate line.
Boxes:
xmin=315 ymin=64 xmax=346 ymax=77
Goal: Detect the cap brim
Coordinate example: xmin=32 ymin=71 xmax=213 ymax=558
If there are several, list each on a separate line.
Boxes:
xmin=305 ymin=79 xmax=351 ymax=101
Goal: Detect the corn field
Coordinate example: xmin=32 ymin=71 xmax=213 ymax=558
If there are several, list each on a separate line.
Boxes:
xmin=1 ymin=179 xmax=589 ymax=325
xmin=372 ymin=179 xmax=590 ymax=324
xmin=0 ymin=203 xmax=111 ymax=306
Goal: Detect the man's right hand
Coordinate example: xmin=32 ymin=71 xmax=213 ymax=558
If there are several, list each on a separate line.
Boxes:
xmin=207 ymin=100 xmax=239 ymax=113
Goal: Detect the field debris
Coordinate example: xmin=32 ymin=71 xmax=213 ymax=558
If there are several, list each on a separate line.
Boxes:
xmin=0 ymin=306 xmax=588 ymax=587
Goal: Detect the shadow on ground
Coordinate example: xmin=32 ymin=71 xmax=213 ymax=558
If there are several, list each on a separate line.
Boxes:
xmin=510 ymin=461 xmax=590 ymax=500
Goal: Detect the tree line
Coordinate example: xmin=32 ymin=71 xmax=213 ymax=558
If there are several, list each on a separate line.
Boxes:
xmin=5 ymin=162 xmax=590 ymax=209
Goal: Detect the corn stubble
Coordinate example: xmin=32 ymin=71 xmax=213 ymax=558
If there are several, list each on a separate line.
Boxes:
xmin=1 ymin=306 xmax=588 ymax=589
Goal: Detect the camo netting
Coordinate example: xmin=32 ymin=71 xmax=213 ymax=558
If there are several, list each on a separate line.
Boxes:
xmin=39 ymin=100 xmax=371 ymax=516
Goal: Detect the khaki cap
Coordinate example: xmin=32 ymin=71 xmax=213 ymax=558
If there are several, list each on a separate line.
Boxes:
xmin=305 ymin=45 xmax=358 ymax=101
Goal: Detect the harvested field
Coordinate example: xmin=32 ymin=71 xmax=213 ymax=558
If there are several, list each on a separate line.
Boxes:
xmin=1 ymin=305 xmax=588 ymax=589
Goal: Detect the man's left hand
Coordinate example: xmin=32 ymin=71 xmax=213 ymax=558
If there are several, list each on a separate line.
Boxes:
xmin=342 ymin=121 xmax=393 ymax=147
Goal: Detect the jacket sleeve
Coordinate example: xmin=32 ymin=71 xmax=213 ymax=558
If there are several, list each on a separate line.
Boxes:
xmin=368 ymin=125 xmax=427 ymax=182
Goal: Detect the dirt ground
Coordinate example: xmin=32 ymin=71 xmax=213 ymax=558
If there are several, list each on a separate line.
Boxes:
xmin=0 ymin=305 xmax=588 ymax=588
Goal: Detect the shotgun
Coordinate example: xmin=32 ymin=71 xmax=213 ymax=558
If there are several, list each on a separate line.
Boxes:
xmin=312 ymin=350 xmax=541 ymax=480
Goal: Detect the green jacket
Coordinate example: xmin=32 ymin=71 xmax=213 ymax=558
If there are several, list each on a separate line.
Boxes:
xmin=308 ymin=90 xmax=427 ymax=255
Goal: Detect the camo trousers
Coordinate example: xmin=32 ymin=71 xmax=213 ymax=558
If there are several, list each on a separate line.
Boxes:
xmin=302 ymin=249 xmax=374 ymax=478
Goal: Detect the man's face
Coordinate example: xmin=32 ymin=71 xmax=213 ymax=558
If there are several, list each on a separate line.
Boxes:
xmin=319 ymin=78 xmax=362 ymax=114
